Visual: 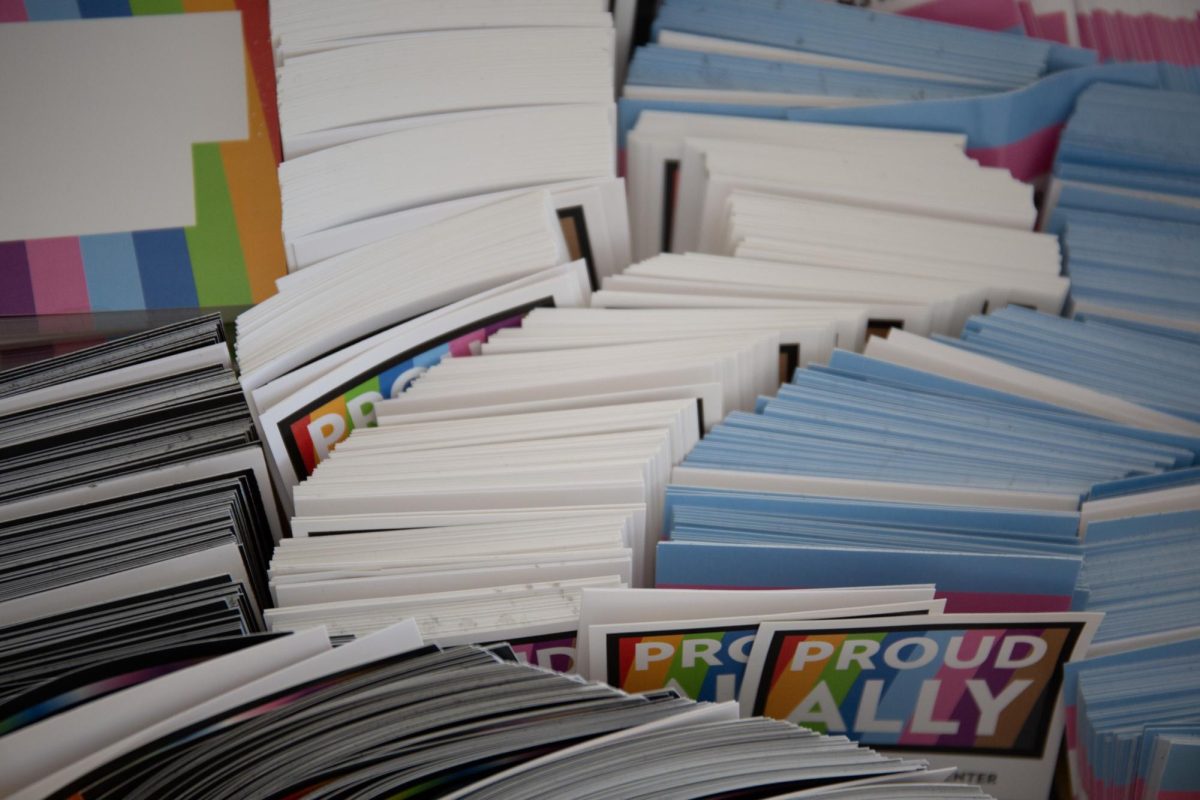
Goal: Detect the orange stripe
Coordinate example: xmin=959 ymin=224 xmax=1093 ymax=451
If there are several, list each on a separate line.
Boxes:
xmin=182 ymin=0 xmax=235 ymax=10
xmin=764 ymin=634 xmax=846 ymax=721
xmin=221 ymin=48 xmax=286 ymax=303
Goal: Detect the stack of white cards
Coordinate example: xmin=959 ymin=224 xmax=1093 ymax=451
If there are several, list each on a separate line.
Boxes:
xmin=618 ymin=111 xmax=1063 ymax=334
xmin=243 ymin=4 xmax=641 ymax=514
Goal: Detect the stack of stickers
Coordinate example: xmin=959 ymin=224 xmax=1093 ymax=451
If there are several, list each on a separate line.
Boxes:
xmin=1042 ymin=83 xmax=1200 ymax=331
xmin=2 ymin=622 xmax=988 ymax=800
xmin=0 ymin=317 xmax=281 ymax=741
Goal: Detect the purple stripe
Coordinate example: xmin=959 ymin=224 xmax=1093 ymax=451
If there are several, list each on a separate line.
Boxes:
xmin=0 ymin=242 xmax=36 ymax=316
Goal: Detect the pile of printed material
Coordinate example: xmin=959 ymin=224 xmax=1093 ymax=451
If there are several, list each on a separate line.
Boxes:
xmin=2 ymin=621 xmax=988 ymax=800
xmin=0 ymin=318 xmax=282 ymax=739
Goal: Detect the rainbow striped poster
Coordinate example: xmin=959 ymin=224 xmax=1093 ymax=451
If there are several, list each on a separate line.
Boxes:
xmin=0 ymin=0 xmax=285 ymax=316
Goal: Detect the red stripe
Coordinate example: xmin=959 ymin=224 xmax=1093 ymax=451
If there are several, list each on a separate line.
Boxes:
xmin=0 ymin=0 xmax=27 ymax=21
xmin=27 ymin=237 xmax=90 ymax=314
xmin=967 ymin=122 xmax=1064 ymax=184
xmin=235 ymin=0 xmax=282 ymax=164
xmin=291 ymin=416 xmax=317 ymax=476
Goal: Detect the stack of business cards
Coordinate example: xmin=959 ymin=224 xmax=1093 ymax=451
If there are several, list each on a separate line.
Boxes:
xmin=0 ymin=316 xmax=280 ymax=617
xmin=1064 ymin=633 xmax=1200 ymax=800
xmin=946 ymin=306 xmax=1200 ymax=423
xmin=1080 ymin=509 xmax=1200 ymax=655
xmin=655 ymin=485 xmax=1085 ymax=612
xmin=5 ymin=622 xmax=969 ymax=800
xmin=624 ymin=41 xmax=998 ymax=108
xmin=266 ymin=575 xmax=625 ymax=650
xmin=276 ymin=28 xmax=614 ymax=158
xmin=0 ymin=576 xmax=265 ymax=736
xmin=270 ymin=1 xmax=628 ymax=285
xmin=1042 ymin=83 xmax=1200 ymax=329
xmin=620 ymin=110 xmax=1040 ymax=286
xmin=291 ymin=395 xmax=708 ymax=585
xmin=641 ymin=0 xmax=1056 ymax=93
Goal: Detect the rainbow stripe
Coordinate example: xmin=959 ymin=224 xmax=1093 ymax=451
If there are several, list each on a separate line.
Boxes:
xmin=614 ymin=626 xmax=759 ymax=702
xmin=287 ymin=315 xmax=526 ymax=477
xmin=0 ymin=0 xmax=284 ymax=316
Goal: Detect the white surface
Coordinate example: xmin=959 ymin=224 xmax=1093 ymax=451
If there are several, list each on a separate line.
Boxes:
xmin=0 ymin=13 xmax=246 ymax=240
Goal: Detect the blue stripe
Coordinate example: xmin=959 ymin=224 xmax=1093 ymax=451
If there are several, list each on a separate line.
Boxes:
xmin=24 ymin=0 xmax=81 ymax=19
xmin=76 ymin=0 xmax=130 ymax=16
xmin=133 ymin=228 xmax=198 ymax=309
xmin=79 ymin=233 xmax=144 ymax=311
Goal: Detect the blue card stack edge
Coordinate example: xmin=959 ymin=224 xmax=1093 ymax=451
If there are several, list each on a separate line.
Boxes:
xmin=650 ymin=0 xmax=1052 ymax=88
xmin=1046 ymin=83 xmax=1200 ymax=331
xmin=1080 ymin=510 xmax=1200 ymax=655
xmin=1063 ymin=635 xmax=1200 ymax=800
xmin=944 ymin=307 xmax=1200 ymax=424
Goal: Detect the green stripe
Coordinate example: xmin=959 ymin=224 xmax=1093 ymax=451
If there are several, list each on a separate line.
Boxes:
xmin=663 ymin=631 xmax=723 ymax=699
xmin=130 ymin=0 xmax=184 ymax=14
xmin=822 ymin=632 xmax=888 ymax=704
xmin=185 ymin=143 xmax=252 ymax=307
xmin=344 ymin=378 xmax=384 ymax=433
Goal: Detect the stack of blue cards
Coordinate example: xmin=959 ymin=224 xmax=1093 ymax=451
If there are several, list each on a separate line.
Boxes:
xmin=625 ymin=44 xmax=997 ymax=104
xmin=655 ymin=484 xmax=1084 ymax=613
xmin=650 ymin=0 xmax=1054 ymax=89
xmin=1044 ymin=83 xmax=1200 ymax=330
xmin=1080 ymin=510 xmax=1200 ymax=654
xmin=943 ymin=306 xmax=1200 ymax=424
xmin=1064 ymin=635 xmax=1200 ymax=800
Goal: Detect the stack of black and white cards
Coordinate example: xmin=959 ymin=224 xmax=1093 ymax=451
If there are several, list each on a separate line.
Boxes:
xmin=2 ymin=621 xmax=986 ymax=800
xmin=0 ymin=316 xmax=282 ymax=738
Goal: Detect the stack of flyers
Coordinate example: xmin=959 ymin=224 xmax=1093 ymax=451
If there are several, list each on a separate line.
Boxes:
xmin=265 ymin=576 xmax=626 ymax=652
xmin=577 ymin=582 xmax=1101 ymax=799
xmin=1041 ymin=84 xmax=1200 ymax=330
xmin=269 ymin=2 xmax=630 ymax=283
xmin=737 ymin=613 xmax=1101 ymax=799
xmin=944 ymin=307 xmax=1200 ymax=424
xmin=0 ymin=316 xmax=280 ymax=617
xmin=1063 ymin=634 xmax=1200 ymax=800
xmin=646 ymin=0 xmax=1057 ymax=91
xmin=270 ymin=0 xmax=643 ymax=91
xmin=2 ymin=625 xmax=967 ymax=800
xmin=1080 ymin=510 xmax=1200 ymax=655
xmin=0 ymin=576 xmax=264 ymax=737
xmin=1073 ymin=0 xmax=1200 ymax=71
xmin=620 ymin=110 xmax=1050 ymax=270
xmin=786 ymin=62 xmax=1170 ymax=183
xmin=625 ymin=114 xmax=1037 ymax=264
xmin=655 ymin=486 xmax=1085 ymax=612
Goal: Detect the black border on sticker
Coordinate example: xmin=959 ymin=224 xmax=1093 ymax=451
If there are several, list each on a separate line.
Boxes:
xmin=750 ymin=620 xmax=1086 ymax=758
xmin=280 ymin=297 xmax=557 ymax=480
xmin=780 ymin=343 xmax=800 ymax=382
xmin=556 ymin=205 xmax=600 ymax=290
xmin=661 ymin=159 xmax=680 ymax=253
